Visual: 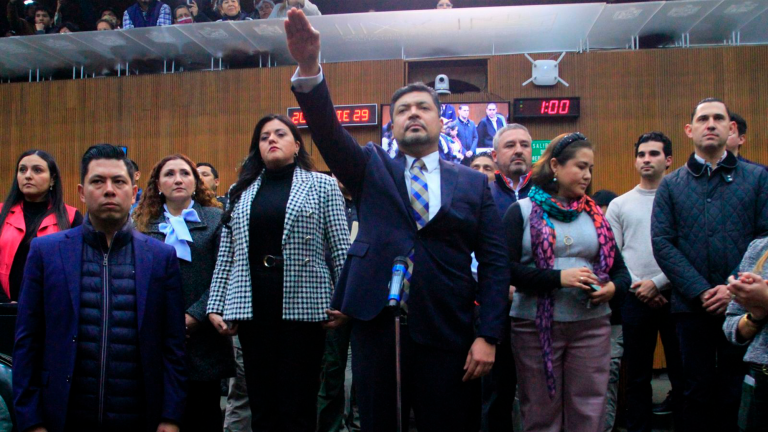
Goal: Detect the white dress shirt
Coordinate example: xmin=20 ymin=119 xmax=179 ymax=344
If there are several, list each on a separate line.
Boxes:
xmin=291 ymin=66 xmax=442 ymax=221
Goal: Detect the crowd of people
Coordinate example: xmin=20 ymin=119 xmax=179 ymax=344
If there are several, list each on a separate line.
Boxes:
xmin=1 ymin=0 xmax=464 ymax=37
xmin=3 ymin=7 xmax=768 ymax=432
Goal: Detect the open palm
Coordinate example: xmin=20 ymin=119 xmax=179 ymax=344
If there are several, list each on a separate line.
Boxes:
xmin=284 ymin=8 xmax=320 ymax=75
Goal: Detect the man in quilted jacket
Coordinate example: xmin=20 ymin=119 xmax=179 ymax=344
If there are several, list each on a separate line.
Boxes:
xmin=651 ymin=98 xmax=768 ymax=432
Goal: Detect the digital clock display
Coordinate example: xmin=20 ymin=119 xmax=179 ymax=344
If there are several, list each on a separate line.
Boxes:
xmin=513 ymin=98 xmax=580 ymax=119
xmin=288 ymin=104 xmax=378 ymax=128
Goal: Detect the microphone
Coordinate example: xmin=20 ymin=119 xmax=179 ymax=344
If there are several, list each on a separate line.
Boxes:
xmin=388 ymin=256 xmax=409 ymax=308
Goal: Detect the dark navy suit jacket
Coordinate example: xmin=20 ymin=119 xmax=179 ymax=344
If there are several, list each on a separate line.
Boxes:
xmin=293 ymin=80 xmax=509 ymax=351
xmin=12 ymin=226 xmax=187 ymax=432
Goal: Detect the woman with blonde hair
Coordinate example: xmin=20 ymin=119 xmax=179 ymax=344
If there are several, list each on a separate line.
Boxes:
xmin=133 ymin=154 xmax=233 ymax=432
xmin=504 ymin=133 xmax=630 ymax=432
xmin=723 ymin=238 xmax=768 ymax=431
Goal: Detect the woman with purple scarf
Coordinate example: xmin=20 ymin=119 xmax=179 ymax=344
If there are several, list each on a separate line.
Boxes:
xmin=503 ymin=133 xmax=630 ymax=432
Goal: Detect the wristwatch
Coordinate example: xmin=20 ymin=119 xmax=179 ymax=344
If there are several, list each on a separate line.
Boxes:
xmin=746 ymin=313 xmax=768 ymax=327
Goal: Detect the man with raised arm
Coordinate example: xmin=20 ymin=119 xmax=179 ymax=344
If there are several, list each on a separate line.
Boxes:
xmin=284 ymin=9 xmax=509 ymax=432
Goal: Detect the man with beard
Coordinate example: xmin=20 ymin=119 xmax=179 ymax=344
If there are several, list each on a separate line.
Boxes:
xmin=284 ymin=9 xmax=509 ymax=432
xmin=489 ymin=124 xmax=533 ymax=216
xmin=479 ymin=124 xmax=532 ymax=432
xmin=123 ymin=0 xmax=171 ymax=29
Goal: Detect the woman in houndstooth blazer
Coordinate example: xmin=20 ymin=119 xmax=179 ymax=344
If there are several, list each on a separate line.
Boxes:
xmin=207 ymin=114 xmax=350 ymax=432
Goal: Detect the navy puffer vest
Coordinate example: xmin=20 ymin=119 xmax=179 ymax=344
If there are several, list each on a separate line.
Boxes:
xmin=66 ymin=221 xmax=145 ymax=431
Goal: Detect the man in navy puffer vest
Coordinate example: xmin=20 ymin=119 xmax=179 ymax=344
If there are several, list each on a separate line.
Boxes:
xmin=13 ymin=144 xmax=186 ymax=432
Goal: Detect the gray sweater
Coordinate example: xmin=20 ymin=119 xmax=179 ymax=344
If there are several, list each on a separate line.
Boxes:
xmin=605 ymin=186 xmax=670 ymax=290
xmin=506 ymin=198 xmax=631 ymax=321
xmin=723 ymin=236 xmax=768 ymax=365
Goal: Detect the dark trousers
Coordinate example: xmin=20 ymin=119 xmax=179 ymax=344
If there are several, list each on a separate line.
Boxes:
xmin=317 ymin=322 xmax=359 ymax=432
xmin=622 ymin=293 xmax=683 ymax=432
xmin=239 ymin=319 xmax=325 ymax=432
xmin=183 ymin=380 xmax=224 ymax=432
xmin=739 ymin=368 xmax=768 ymax=432
xmin=481 ymin=317 xmax=517 ymax=432
xmin=676 ymin=313 xmax=747 ymax=432
xmin=351 ymin=311 xmax=480 ymax=432
xmin=238 ymin=268 xmax=326 ymax=432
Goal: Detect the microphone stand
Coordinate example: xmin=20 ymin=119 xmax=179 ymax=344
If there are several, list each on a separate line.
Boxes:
xmin=387 ymin=256 xmax=408 ymax=432
xmin=393 ymin=302 xmax=403 ymax=432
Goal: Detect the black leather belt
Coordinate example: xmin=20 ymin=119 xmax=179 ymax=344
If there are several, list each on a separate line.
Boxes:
xmin=262 ymin=255 xmax=284 ymax=268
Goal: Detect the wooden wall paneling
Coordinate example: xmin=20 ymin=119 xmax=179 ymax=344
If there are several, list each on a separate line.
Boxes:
xmin=1 ymin=47 xmax=766 ymax=213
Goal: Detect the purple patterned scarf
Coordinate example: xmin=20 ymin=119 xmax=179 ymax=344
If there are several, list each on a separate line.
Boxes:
xmin=528 ymin=186 xmax=616 ymax=398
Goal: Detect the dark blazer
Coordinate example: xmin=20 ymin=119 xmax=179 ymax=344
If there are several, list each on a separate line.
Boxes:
xmin=476 ymin=116 xmax=506 ymax=149
xmin=145 ymin=203 xmax=234 ymax=382
xmin=13 ymin=226 xmax=186 ymax=432
xmin=293 ymin=79 xmax=509 ymax=351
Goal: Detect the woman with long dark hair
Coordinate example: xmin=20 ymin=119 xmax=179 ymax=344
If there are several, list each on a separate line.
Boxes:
xmin=133 ymin=154 xmax=233 ymax=432
xmin=0 ymin=150 xmax=82 ymax=303
xmin=207 ymin=114 xmax=350 ymax=431
xmin=504 ymin=133 xmax=630 ymax=431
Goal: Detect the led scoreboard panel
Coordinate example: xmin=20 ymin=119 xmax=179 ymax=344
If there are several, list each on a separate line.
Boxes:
xmin=288 ymin=104 xmax=378 ymax=128
xmin=513 ymin=98 xmax=581 ymax=119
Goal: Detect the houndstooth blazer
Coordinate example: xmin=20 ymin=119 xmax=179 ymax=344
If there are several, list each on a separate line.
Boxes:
xmin=207 ymin=167 xmax=350 ymax=322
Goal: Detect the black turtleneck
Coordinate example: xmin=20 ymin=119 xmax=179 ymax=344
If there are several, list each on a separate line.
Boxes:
xmin=249 ymin=163 xmax=295 ymax=270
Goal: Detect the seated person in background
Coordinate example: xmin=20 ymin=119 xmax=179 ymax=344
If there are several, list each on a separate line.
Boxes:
xmin=216 ymin=0 xmax=253 ymax=21
xmin=173 ymin=4 xmax=194 ymax=24
xmin=96 ymin=18 xmax=115 ymax=30
xmin=183 ymin=0 xmax=211 ymax=22
xmin=123 ymin=0 xmax=172 ymax=29
xmin=251 ymin=0 xmax=274 ymax=19
xmin=56 ymin=21 xmax=79 ymax=32
xmin=7 ymin=0 xmax=55 ymax=35
xmin=469 ymin=153 xmax=497 ymax=183
xmin=269 ymin=0 xmax=320 ymax=19
xmin=100 ymin=7 xmax=122 ymax=27
xmin=436 ymin=0 xmax=453 ymax=8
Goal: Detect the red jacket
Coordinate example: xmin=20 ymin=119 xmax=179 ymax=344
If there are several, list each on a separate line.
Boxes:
xmin=0 ymin=202 xmax=78 ymax=298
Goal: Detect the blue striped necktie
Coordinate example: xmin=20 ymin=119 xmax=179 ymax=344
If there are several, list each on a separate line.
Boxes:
xmin=402 ymin=158 xmax=430 ymax=312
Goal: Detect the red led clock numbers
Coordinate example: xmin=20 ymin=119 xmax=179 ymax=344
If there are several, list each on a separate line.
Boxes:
xmin=513 ymin=98 xmax=580 ymax=119
xmin=540 ymin=99 xmax=571 ymax=115
xmin=287 ymin=104 xmax=378 ymax=128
